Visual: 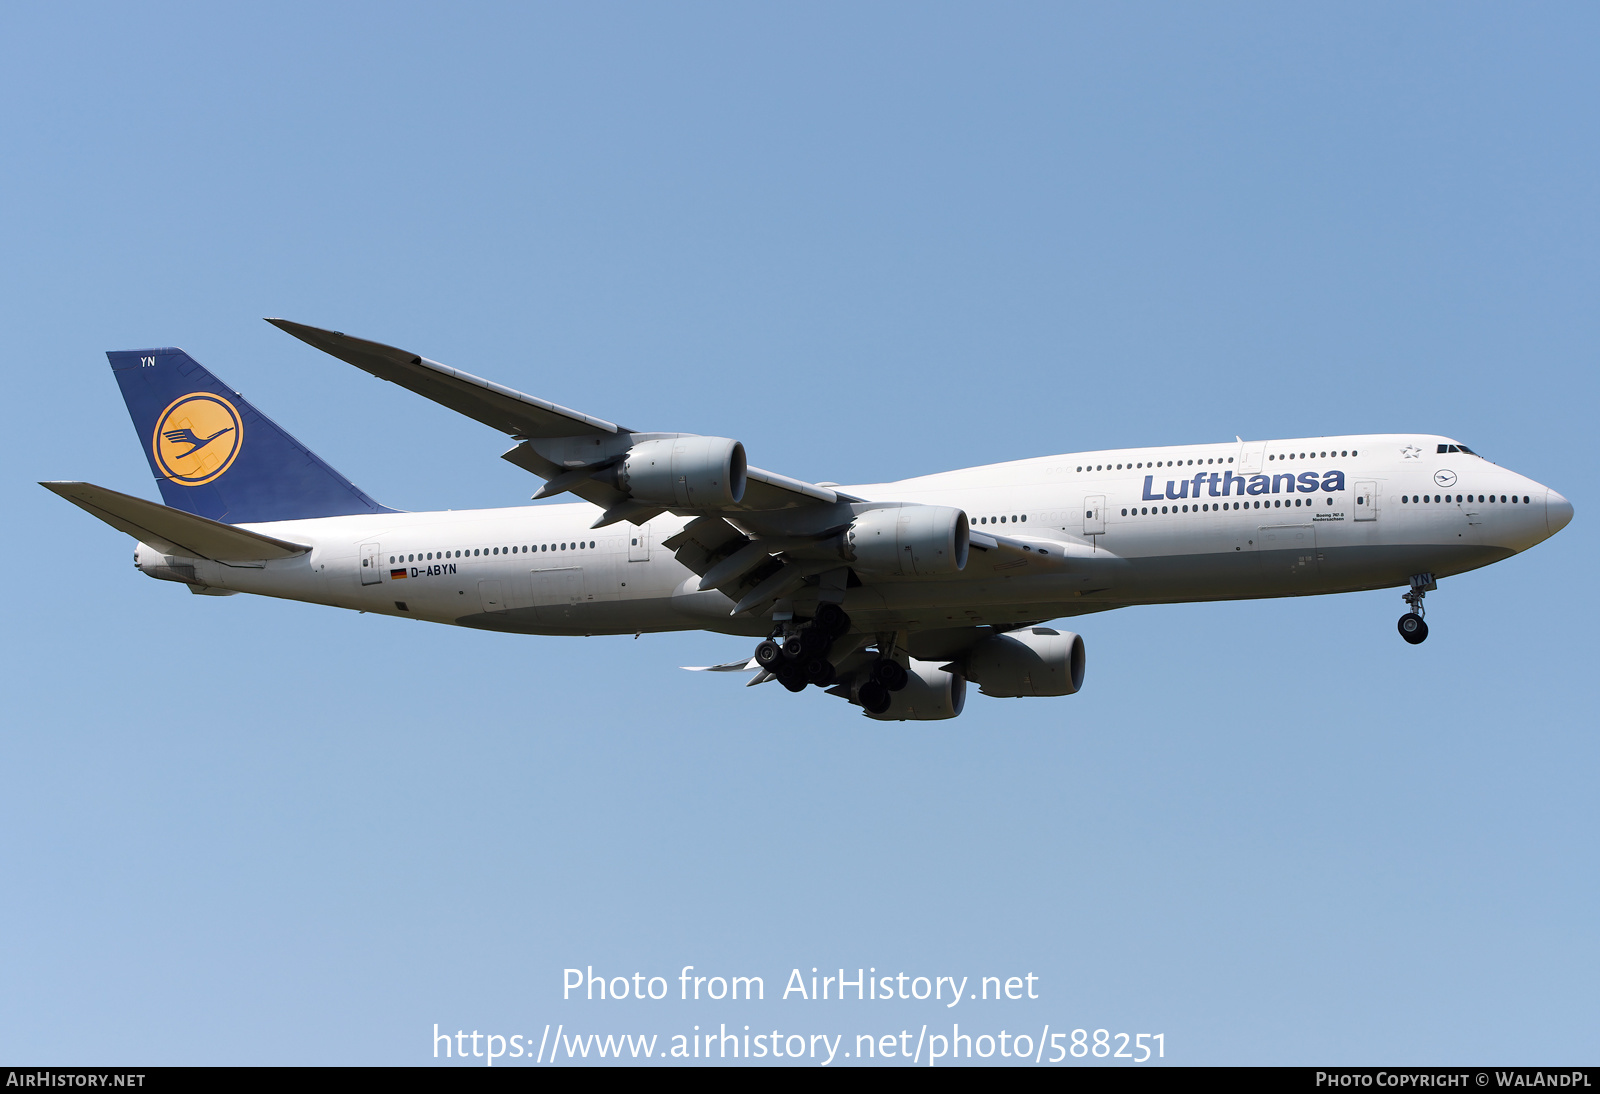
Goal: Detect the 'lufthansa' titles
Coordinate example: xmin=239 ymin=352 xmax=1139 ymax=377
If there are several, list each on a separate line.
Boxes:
xmin=1143 ymin=469 xmax=1345 ymax=501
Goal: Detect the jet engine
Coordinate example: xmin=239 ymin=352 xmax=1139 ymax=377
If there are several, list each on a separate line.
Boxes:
xmin=609 ymin=437 xmax=747 ymax=508
xmin=863 ymin=659 xmax=967 ymax=721
xmin=840 ymin=505 xmax=969 ymax=577
xmin=964 ymin=627 xmax=1086 ymax=697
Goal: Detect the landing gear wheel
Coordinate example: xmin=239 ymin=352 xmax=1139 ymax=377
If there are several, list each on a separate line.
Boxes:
xmin=802 ymin=657 xmax=836 ymax=687
xmin=798 ymin=627 xmax=832 ymax=657
xmin=780 ymin=634 xmax=805 ymax=660
xmin=754 ymin=640 xmax=784 ymax=668
xmin=858 ymin=681 xmax=891 ymax=714
xmin=813 ymin=603 xmax=850 ymax=638
xmin=1398 ymin=613 xmax=1429 ymax=644
xmin=871 ymin=659 xmax=909 ymax=692
xmin=776 ymin=664 xmax=808 ymax=692
xmin=1399 ymin=573 xmax=1435 ymax=645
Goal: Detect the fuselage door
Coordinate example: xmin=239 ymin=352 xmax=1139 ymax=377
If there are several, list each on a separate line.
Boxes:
xmin=629 ymin=527 xmax=650 ymax=562
xmin=360 ymin=542 xmax=382 ymax=585
xmin=1084 ymin=495 xmax=1106 ymax=537
xmin=1354 ymin=481 xmax=1378 ymax=522
xmin=479 ymin=579 xmax=506 ymax=612
xmin=1237 ymin=441 xmax=1265 ymax=476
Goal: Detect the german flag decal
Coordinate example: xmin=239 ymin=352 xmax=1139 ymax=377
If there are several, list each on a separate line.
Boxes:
xmin=390 ymin=568 xmax=407 ymax=580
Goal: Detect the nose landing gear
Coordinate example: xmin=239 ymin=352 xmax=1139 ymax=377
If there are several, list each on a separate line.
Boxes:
xmin=1398 ymin=573 xmax=1435 ymax=645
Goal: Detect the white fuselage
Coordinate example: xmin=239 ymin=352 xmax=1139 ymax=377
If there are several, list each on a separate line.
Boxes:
xmin=136 ymin=434 xmax=1568 ymax=638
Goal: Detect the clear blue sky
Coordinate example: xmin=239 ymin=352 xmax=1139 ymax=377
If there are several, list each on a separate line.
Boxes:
xmin=1 ymin=1 xmax=1595 ymax=1066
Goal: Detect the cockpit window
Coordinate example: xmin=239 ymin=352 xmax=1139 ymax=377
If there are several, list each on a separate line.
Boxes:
xmin=1437 ymin=443 xmax=1477 ymax=455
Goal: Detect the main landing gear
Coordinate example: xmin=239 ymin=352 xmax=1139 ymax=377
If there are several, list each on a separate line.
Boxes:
xmin=753 ymin=603 xmax=854 ymax=693
xmin=1398 ymin=573 xmax=1435 ymax=645
xmin=855 ymin=657 xmax=908 ymax=716
xmin=752 ymin=605 xmax=911 ymax=709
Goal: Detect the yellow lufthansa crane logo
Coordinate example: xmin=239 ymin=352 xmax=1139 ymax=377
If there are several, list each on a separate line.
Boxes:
xmin=152 ymin=393 xmax=243 ymax=485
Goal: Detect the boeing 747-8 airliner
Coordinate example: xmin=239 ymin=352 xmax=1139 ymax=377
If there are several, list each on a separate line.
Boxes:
xmin=44 ymin=321 xmax=1573 ymax=719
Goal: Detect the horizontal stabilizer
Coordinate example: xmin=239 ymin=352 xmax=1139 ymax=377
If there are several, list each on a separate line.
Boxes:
xmin=41 ymin=481 xmax=310 ymax=561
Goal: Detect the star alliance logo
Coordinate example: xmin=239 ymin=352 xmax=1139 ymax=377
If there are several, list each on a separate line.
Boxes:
xmin=1401 ymin=445 xmax=1422 ymax=460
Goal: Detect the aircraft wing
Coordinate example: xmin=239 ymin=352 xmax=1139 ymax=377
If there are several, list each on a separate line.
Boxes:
xmin=267 ymin=319 xmax=1077 ymax=620
xmin=267 ymin=319 xmax=841 ymax=521
xmin=266 ymin=318 xmax=625 ymax=439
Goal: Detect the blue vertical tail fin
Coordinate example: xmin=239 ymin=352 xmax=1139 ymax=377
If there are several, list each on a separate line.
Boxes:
xmin=110 ymin=348 xmax=395 ymax=525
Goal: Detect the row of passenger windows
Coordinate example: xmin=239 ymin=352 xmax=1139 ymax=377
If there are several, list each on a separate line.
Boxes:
xmin=1077 ymin=448 xmax=1359 ymax=473
xmin=1268 ymin=449 xmax=1355 ymax=460
xmin=390 ymin=541 xmax=598 ymax=564
xmin=976 ymin=515 xmax=1026 ymax=524
xmin=1080 ymin=457 xmax=1233 ymax=472
xmin=1120 ymin=498 xmax=1333 ymax=516
xmin=1402 ymin=494 xmax=1528 ymax=505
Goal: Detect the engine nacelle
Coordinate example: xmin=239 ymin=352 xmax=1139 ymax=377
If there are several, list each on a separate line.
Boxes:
xmin=965 ymin=627 xmax=1086 ymax=697
xmin=135 ymin=542 xmax=217 ymax=586
xmin=864 ymin=659 xmax=967 ymax=721
xmin=612 ymin=437 xmax=747 ymax=508
xmin=842 ymin=505 xmax=969 ymax=577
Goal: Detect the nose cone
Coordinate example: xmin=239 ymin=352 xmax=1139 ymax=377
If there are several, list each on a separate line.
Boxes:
xmin=1546 ymin=489 xmax=1574 ymax=536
